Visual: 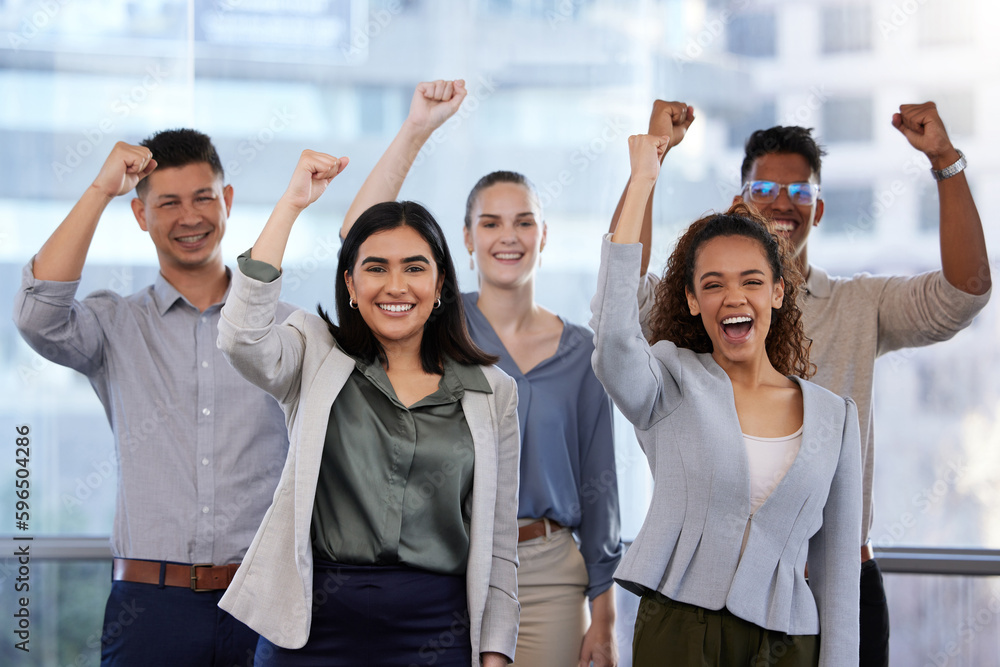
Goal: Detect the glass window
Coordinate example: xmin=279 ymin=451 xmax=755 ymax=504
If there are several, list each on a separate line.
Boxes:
xmin=821 ymin=4 xmax=873 ymax=53
xmin=823 ymin=96 xmax=873 ymax=143
xmin=815 ymin=186 xmax=874 ymax=236
xmin=727 ymin=12 xmax=777 ymax=57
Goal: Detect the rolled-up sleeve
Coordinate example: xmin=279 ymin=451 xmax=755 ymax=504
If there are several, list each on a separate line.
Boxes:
xmin=13 ymin=258 xmax=107 ymax=376
xmin=218 ymin=255 xmax=305 ymax=406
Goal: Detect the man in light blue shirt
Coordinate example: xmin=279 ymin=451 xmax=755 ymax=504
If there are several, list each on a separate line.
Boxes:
xmin=14 ymin=131 xmax=294 ymax=666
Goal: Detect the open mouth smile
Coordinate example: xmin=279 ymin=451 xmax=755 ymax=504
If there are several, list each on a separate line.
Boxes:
xmin=720 ymin=315 xmax=754 ymax=344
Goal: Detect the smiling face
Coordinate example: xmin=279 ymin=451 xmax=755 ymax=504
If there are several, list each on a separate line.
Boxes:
xmin=685 ymin=234 xmax=785 ymax=368
xmin=131 ymin=162 xmax=232 ymax=274
xmin=464 ymin=181 xmax=546 ymax=289
xmin=738 ymin=152 xmax=823 ymax=265
xmin=343 ymin=225 xmax=444 ymax=352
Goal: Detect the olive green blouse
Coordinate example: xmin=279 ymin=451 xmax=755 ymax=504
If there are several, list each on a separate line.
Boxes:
xmin=237 ymin=251 xmax=489 ymax=575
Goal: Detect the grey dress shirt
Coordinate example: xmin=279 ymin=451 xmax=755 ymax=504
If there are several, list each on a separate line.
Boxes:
xmin=13 ymin=259 xmax=294 ymax=565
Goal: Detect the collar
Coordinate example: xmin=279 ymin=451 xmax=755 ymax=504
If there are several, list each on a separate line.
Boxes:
xmin=802 ymin=264 xmax=831 ymax=299
xmin=151 ymin=266 xmax=233 ymax=315
xmin=351 ymin=350 xmax=493 ymax=408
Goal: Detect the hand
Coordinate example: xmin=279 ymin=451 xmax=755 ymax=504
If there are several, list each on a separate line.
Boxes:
xmin=648 ymin=101 xmax=695 ymax=162
xmin=579 ymin=621 xmax=618 ymax=667
xmin=405 ymin=79 xmax=468 ymax=135
xmin=628 ymin=134 xmax=670 ymax=184
xmin=280 ymin=150 xmax=349 ymax=211
xmin=92 ymin=142 xmax=157 ymax=199
xmin=892 ymin=102 xmax=958 ymax=168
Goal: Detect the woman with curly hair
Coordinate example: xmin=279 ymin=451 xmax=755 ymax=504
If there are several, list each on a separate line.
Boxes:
xmin=590 ymin=134 xmax=862 ymax=667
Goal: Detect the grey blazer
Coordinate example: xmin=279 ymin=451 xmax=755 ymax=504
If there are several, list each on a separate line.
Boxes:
xmin=590 ymin=238 xmax=861 ymax=667
xmin=215 ymin=267 xmax=521 ymax=662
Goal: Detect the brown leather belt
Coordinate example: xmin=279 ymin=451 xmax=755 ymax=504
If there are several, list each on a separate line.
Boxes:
xmin=861 ymin=543 xmax=874 ymax=563
xmin=113 ymin=557 xmax=240 ymax=592
xmin=518 ymin=518 xmax=566 ymax=543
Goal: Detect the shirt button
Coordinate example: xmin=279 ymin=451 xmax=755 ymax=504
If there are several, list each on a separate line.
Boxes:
xmin=201 ymin=361 xmax=209 ymax=368
xmin=202 ymin=408 xmax=211 ymax=416
xmin=202 ymin=506 xmax=210 ymax=514
xmin=202 ymin=458 xmax=209 ymax=466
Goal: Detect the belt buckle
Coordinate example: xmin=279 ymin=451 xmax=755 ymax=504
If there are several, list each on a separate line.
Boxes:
xmin=190 ymin=563 xmax=214 ymax=592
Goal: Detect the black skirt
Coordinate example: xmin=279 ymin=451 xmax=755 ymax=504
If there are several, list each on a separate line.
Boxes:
xmin=254 ymin=560 xmax=472 ymax=667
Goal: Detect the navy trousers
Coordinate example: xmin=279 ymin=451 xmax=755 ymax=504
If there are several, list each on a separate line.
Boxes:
xmin=100 ymin=579 xmax=259 ymax=667
xmin=255 ymin=561 xmax=472 ymax=667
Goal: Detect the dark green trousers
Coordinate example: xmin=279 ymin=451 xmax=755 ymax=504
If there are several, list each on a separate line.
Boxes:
xmin=633 ymin=592 xmax=819 ymax=667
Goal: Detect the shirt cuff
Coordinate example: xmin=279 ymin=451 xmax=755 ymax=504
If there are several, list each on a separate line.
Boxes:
xmin=237 ymin=249 xmax=281 ymax=283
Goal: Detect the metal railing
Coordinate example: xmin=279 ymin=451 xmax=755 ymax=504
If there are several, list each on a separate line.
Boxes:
xmin=4 ymin=536 xmax=1000 ymax=576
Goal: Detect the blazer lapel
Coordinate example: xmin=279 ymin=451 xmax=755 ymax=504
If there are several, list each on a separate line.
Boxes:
xmin=461 ymin=387 xmax=497 ymax=654
xmin=293 ymin=350 xmax=356 ymax=564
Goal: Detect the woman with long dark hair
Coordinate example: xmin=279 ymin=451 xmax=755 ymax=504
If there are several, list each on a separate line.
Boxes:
xmin=591 ymin=134 xmax=861 ymax=667
xmin=342 ymin=81 xmax=623 ymax=666
xmin=216 ymin=150 xmax=519 ymax=667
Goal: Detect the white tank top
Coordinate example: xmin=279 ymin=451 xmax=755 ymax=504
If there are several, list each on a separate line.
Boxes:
xmin=740 ymin=425 xmax=803 ymax=557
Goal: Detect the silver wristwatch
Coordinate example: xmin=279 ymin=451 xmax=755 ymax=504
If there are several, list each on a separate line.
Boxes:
xmin=931 ymin=149 xmax=966 ymax=181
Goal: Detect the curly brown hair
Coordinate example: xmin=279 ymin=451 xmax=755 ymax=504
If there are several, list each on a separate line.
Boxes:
xmin=647 ymin=201 xmax=815 ymax=379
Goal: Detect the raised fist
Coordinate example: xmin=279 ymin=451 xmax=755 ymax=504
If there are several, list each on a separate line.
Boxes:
xmin=93 ymin=142 xmax=157 ymax=198
xmin=281 ymin=150 xmax=349 ymax=210
xmin=892 ymin=102 xmax=958 ymax=167
xmin=628 ymin=134 xmax=670 ymax=183
xmin=648 ymin=101 xmax=695 ymax=162
xmin=405 ymin=79 xmax=468 ymax=135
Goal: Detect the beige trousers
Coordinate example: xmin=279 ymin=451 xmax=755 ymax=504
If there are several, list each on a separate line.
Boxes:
xmin=511 ymin=522 xmax=590 ymax=667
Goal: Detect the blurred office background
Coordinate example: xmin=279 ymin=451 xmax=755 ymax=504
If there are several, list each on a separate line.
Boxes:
xmin=1 ymin=0 xmax=998 ymax=664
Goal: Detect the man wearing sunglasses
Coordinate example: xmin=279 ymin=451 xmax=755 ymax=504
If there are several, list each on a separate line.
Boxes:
xmin=611 ymin=101 xmax=991 ymax=666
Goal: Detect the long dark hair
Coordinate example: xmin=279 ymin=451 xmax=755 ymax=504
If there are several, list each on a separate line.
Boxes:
xmin=319 ymin=201 xmax=498 ymax=373
xmin=648 ymin=201 xmax=814 ymax=378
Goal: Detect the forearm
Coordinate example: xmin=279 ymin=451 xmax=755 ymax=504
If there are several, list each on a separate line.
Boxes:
xmin=936 ymin=169 xmax=991 ymax=295
xmin=481 ymin=652 xmax=508 ymax=667
xmin=251 ymin=199 xmax=306 ymax=270
xmin=33 ymin=185 xmax=114 ymax=281
xmin=608 ymin=178 xmax=654 ymax=274
xmin=611 ymin=178 xmax=654 ymax=245
xmin=591 ymin=587 xmax=616 ymax=627
xmin=341 ymin=121 xmax=434 ymax=239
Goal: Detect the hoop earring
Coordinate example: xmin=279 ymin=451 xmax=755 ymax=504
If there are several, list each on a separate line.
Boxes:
xmin=349 ymin=297 xmax=358 ymax=309
xmin=434 ymin=297 xmax=442 ymax=309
